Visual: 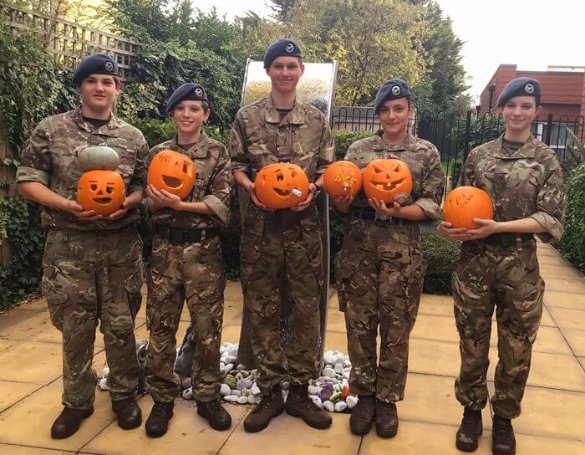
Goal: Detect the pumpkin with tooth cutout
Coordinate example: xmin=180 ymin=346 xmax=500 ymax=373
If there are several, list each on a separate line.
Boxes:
xmin=363 ymin=159 xmax=412 ymax=203
xmin=77 ymin=170 xmax=125 ymax=215
xmin=323 ymin=161 xmax=362 ymax=199
xmin=443 ymin=186 xmax=494 ymax=229
xmin=147 ymin=150 xmax=196 ymax=199
xmin=254 ymin=163 xmax=309 ymax=209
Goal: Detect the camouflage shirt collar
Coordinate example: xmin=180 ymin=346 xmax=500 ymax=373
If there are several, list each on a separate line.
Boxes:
xmin=170 ymin=132 xmax=210 ymax=156
xmin=264 ymin=96 xmax=306 ymax=125
xmin=71 ymin=106 xmax=124 ymax=134
xmin=494 ymin=134 xmax=537 ymax=159
xmin=372 ymin=130 xmax=416 ymax=153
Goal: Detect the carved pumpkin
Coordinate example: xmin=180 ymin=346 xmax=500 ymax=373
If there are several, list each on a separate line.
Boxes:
xmin=323 ymin=161 xmax=362 ymax=199
xmin=77 ymin=170 xmax=125 ymax=215
xmin=443 ymin=186 xmax=494 ymax=229
xmin=147 ymin=150 xmax=196 ymax=200
xmin=254 ymin=163 xmax=309 ymax=209
xmin=78 ymin=146 xmax=120 ymax=171
xmin=363 ymin=159 xmax=412 ymax=203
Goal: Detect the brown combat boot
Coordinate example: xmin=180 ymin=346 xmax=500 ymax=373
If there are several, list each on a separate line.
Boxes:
xmin=244 ymin=386 xmax=285 ymax=433
xmin=349 ymin=395 xmax=375 ymax=435
xmin=492 ymin=415 xmax=516 ymax=455
xmin=285 ymin=383 xmax=332 ymax=429
xmin=456 ymin=407 xmax=483 ymax=451
xmin=375 ymin=400 xmax=399 ymax=438
xmin=112 ymin=397 xmax=142 ymax=430
xmin=145 ymin=401 xmax=174 ymax=438
xmin=51 ymin=407 xmax=93 ymax=439
xmin=197 ymin=399 xmax=232 ymax=431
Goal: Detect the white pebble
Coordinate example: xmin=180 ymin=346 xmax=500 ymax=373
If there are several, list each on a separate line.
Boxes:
xmin=322 ymin=368 xmax=336 ymax=378
xmin=224 ymin=363 xmax=234 ymax=374
xmin=224 ymin=395 xmax=238 ymax=403
xmin=346 ymin=396 xmax=358 ymax=409
xmin=282 ymin=381 xmax=290 ymax=391
xmin=220 ymin=384 xmax=231 ymax=396
xmin=334 ymin=363 xmax=344 ymax=374
xmin=98 ymin=377 xmax=109 ymax=391
xmin=237 ymin=396 xmax=248 ymax=404
xmin=247 ymin=395 xmax=257 ymax=404
xmin=181 ymin=377 xmax=192 ymax=389
xmin=224 ymin=356 xmax=237 ymax=364
xmin=251 ymin=384 xmax=261 ymax=395
xmin=323 ymin=400 xmax=335 ymax=412
xmin=237 ymin=363 xmax=246 ymax=370
xmin=343 ymin=371 xmax=350 ymax=379
xmin=231 ymin=389 xmax=242 ymax=397
xmin=334 ymin=401 xmax=348 ymax=412
xmin=311 ymin=396 xmax=323 ymax=409
xmin=182 ymin=388 xmax=193 ymax=400
xmin=308 ymin=385 xmax=321 ymax=395
xmin=101 ymin=367 xmax=110 ymax=378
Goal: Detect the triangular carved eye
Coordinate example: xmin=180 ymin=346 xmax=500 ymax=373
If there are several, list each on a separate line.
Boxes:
xmin=374 ymin=165 xmax=383 ymax=173
xmin=393 ymin=164 xmax=400 ymax=172
xmin=183 ymin=162 xmax=189 ymax=174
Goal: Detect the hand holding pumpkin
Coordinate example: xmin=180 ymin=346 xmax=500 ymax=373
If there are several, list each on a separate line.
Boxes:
xmin=368 ymin=197 xmax=402 ymax=217
xmin=436 ymin=221 xmax=473 ymax=241
xmin=290 ymin=183 xmax=317 ymax=212
xmin=107 ymin=197 xmax=131 ymax=220
xmin=331 ymin=195 xmax=354 ymax=213
xmin=147 ymin=184 xmax=183 ymax=211
xmin=64 ymin=200 xmax=102 ymax=221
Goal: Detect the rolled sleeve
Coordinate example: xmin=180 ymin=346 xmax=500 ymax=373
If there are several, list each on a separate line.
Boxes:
xmin=16 ymin=166 xmax=50 ymax=186
xmin=530 ymin=211 xmax=563 ymax=242
xmin=413 ymin=146 xmax=444 ymax=220
xmin=202 ymin=194 xmax=229 ymax=226
xmin=205 ymin=145 xmax=232 ymax=227
xmin=531 ymin=158 xmax=565 ymax=242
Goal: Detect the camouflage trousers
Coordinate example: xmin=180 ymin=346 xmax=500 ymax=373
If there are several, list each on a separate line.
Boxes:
xmin=453 ymin=239 xmax=544 ymax=419
xmin=145 ymin=234 xmax=225 ymax=403
xmin=336 ymin=219 xmax=426 ymax=402
xmin=42 ymin=226 xmax=144 ymax=410
xmin=240 ymin=205 xmax=323 ymax=393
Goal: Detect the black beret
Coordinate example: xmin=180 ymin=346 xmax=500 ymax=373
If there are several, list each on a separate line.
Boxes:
xmin=72 ymin=53 xmax=119 ymax=86
xmin=263 ymin=38 xmax=303 ymax=69
xmin=374 ymin=79 xmax=411 ymax=114
xmin=497 ymin=77 xmax=541 ymax=107
xmin=166 ymin=83 xmax=209 ymax=112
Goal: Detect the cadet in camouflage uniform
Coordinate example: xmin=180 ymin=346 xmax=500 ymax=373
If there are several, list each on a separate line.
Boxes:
xmin=143 ymin=83 xmax=233 ymax=437
xmin=438 ymin=77 xmax=565 ymax=455
xmin=16 ymin=54 xmax=147 ymax=439
xmin=229 ymin=38 xmax=334 ymax=433
xmin=333 ymin=79 xmax=445 ymax=438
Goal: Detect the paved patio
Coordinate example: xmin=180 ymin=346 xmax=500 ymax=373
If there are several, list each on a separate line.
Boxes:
xmin=0 ymin=243 xmax=584 ymax=454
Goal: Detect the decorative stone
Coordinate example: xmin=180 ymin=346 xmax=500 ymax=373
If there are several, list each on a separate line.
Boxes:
xmin=247 ymin=395 xmax=257 ymax=404
xmin=311 ymin=396 xmax=323 ymax=409
xmin=224 ymin=363 xmax=234 ymax=374
xmin=182 ymin=388 xmax=193 ymax=400
xmin=231 ymin=389 xmax=242 ymax=397
xmin=237 ymin=396 xmax=248 ymax=404
xmin=323 ymin=400 xmax=335 ymax=412
xmin=224 ymin=375 xmax=237 ymax=389
xmin=334 ymin=363 xmax=344 ymax=374
xmin=101 ymin=367 xmax=110 ymax=378
xmin=308 ymin=385 xmax=321 ymax=395
xmin=322 ymin=367 xmax=336 ymax=378
xmin=236 ymin=379 xmax=248 ymax=390
xmin=181 ymin=377 xmax=192 ymax=389
xmin=343 ymin=371 xmax=350 ymax=379
xmin=334 ymin=401 xmax=348 ymax=412
xmin=318 ymin=383 xmax=334 ymax=401
xmin=282 ymin=381 xmax=290 ymax=391
xmin=224 ymin=356 xmax=237 ymax=364
xmin=237 ymin=363 xmax=246 ymax=370
xmin=98 ymin=377 xmax=109 ymax=391
xmin=346 ymin=396 xmax=358 ymax=409
xmin=220 ymin=384 xmax=231 ymax=396
xmin=224 ymin=395 xmax=238 ymax=403
xmin=251 ymin=384 xmax=261 ymax=395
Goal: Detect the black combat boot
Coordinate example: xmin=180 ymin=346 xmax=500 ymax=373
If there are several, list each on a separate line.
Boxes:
xmin=492 ymin=415 xmax=516 ymax=455
xmin=145 ymin=401 xmax=174 ymax=438
xmin=456 ymin=407 xmax=483 ymax=451
xmin=51 ymin=407 xmax=94 ymax=439
xmin=349 ymin=395 xmax=375 ymax=435
xmin=285 ymin=383 xmax=332 ymax=429
xmin=375 ymin=400 xmax=399 ymax=438
xmin=112 ymin=397 xmax=142 ymax=430
xmin=197 ymin=399 xmax=232 ymax=431
xmin=244 ymin=385 xmax=285 ymax=433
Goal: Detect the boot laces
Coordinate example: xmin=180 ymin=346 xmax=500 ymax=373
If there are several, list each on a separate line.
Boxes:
xmin=151 ymin=402 xmax=172 ymax=417
xmin=493 ymin=416 xmax=512 ymax=438
xmin=357 ymin=396 xmax=376 ymax=414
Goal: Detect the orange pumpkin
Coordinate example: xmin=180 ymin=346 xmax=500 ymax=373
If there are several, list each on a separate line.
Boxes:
xmin=443 ymin=186 xmax=494 ymax=229
xmin=254 ymin=163 xmax=309 ymax=209
xmin=323 ymin=161 xmax=362 ymax=198
xmin=77 ymin=170 xmax=125 ymax=215
xmin=363 ymin=159 xmax=413 ymax=203
xmin=147 ymin=150 xmax=196 ymax=199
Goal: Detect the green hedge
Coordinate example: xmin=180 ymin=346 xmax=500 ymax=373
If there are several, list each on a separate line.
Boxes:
xmin=558 ymin=163 xmax=585 ymax=273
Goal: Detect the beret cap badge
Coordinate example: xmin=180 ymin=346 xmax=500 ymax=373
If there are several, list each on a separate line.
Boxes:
xmin=391 ymin=86 xmax=401 ymax=96
xmin=194 ymin=87 xmax=203 ymax=97
xmin=525 ymin=83 xmax=535 ymax=94
xmin=285 ymin=43 xmax=294 ymax=53
xmin=104 ymin=61 xmax=114 ymax=72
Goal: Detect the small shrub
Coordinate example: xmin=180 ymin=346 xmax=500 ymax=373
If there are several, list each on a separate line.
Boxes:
xmin=558 ymin=163 xmax=585 ymax=273
xmin=332 ymin=130 xmax=373 ymax=160
xmin=421 ymin=227 xmax=460 ymax=295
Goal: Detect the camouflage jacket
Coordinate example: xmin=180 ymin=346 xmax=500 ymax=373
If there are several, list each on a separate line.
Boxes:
xmin=461 ymin=134 xmax=565 ymax=242
xmin=344 ymin=132 xmax=445 ymax=219
xmin=145 ymin=133 xmax=232 ymax=229
xmin=229 ymin=96 xmax=334 ymax=180
xmin=16 ymin=106 xmax=149 ymax=231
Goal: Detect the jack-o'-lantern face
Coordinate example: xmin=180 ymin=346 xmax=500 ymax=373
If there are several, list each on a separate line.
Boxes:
xmin=254 ymin=163 xmax=309 ymax=209
xmin=443 ymin=186 xmax=493 ymax=229
xmin=323 ymin=161 xmax=362 ymax=199
xmin=363 ymin=159 xmax=412 ymax=203
xmin=77 ymin=170 xmax=125 ymax=215
xmin=147 ymin=150 xmax=196 ymax=199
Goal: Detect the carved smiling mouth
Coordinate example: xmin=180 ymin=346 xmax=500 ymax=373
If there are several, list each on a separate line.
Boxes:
xmin=162 ymin=175 xmax=182 ymax=188
xmin=93 ymin=197 xmax=112 ymax=204
xmin=374 ymin=178 xmax=405 ymax=191
xmin=273 ymin=188 xmax=290 ymax=196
